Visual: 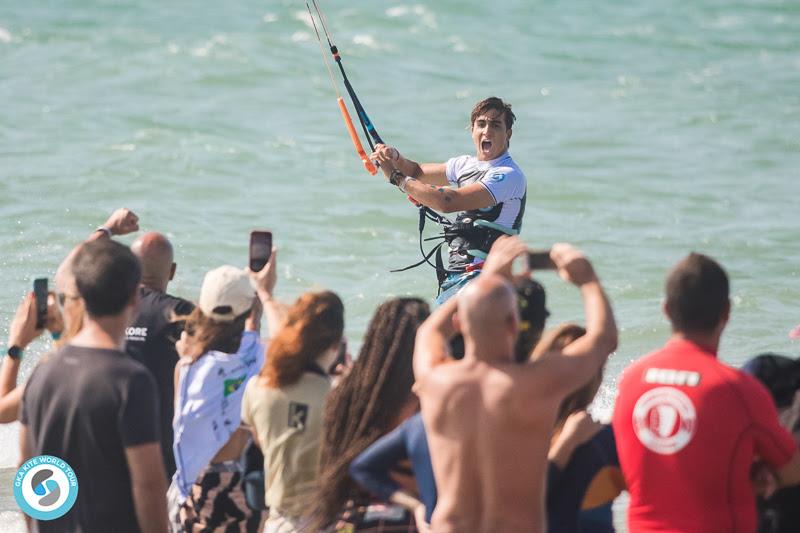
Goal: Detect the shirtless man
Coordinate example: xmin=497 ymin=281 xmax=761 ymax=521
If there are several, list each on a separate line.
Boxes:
xmin=413 ymin=236 xmax=617 ymax=532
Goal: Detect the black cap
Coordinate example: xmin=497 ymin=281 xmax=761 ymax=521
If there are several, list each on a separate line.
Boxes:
xmin=517 ymin=278 xmax=549 ymax=332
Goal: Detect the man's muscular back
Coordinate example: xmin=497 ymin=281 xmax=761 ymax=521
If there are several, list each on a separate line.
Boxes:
xmin=420 ymin=359 xmax=560 ymax=532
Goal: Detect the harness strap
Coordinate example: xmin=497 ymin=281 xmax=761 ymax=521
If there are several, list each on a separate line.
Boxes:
xmin=390 ymin=241 xmax=446 ymax=273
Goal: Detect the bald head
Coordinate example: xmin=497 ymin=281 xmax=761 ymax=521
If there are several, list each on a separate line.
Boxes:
xmin=55 ymin=244 xmax=81 ymax=296
xmin=457 ymin=274 xmax=519 ymax=360
xmin=131 ymin=232 xmax=175 ymax=291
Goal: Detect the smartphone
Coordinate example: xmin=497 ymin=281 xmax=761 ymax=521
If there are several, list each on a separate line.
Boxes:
xmin=33 ymin=278 xmax=48 ymax=329
xmin=249 ymin=231 xmax=272 ymax=272
xmin=528 ymin=249 xmax=556 ymax=270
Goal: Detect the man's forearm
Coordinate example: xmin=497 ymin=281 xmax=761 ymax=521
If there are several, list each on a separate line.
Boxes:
xmin=403 ymin=178 xmax=457 ymax=212
xmin=132 ymin=480 xmax=168 ymax=533
xmin=395 ymin=155 xmax=423 ymax=180
xmin=413 ymin=294 xmax=459 ymax=380
xmin=427 ymin=291 xmax=459 ymax=340
xmin=580 ymin=280 xmax=618 ymax=357
xmin=0 ymin=357 xmax=21 ymax=398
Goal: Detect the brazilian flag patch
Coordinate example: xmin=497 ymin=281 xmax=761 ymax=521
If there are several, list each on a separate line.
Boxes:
xmin=223 ymin=375 xmax=246 ymax=397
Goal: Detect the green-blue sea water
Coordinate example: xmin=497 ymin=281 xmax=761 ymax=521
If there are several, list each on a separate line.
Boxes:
xmin=1 ymin=0 xmax=799 ymax=529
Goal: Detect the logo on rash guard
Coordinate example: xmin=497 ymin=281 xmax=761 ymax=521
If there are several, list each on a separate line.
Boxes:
xmin=632 ymin=387 xmax=697 ymax=455
xmin=487 ymin=173 xmax=506 ymax=182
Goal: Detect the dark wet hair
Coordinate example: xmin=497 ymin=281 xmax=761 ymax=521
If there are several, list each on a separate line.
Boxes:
xmin=470 ymin=96 xmax=516 ymax=130
xmin=743 ymin=353 xmax=800 ymax=410
xmin=72 ymin=240 xmax=141 ymax=317
xmin=665 ymin=253 xmax=729 ymax=334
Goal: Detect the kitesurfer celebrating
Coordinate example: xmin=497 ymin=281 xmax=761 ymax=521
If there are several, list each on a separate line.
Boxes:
xmin=370 ymin=97 xmax=527 ymax=301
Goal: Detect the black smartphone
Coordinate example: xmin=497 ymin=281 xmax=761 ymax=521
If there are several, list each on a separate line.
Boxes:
xmin=528 ymin=250 xmax=556 ymax=270
xmin=33 ymin=278 xmax=48 ymax=329
xmin=249 ymin=231 xmax=272 ymax=272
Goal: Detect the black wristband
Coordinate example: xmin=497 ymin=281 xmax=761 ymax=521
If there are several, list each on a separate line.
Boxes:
xmin=6 ymin=345 xmax=23 ymax=360
xmin=389 ymin=169 xmax=405 ymax=186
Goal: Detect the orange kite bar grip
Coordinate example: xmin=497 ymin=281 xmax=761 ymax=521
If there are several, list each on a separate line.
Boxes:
xmin=338 ymin=97 xmax=377 ymax=175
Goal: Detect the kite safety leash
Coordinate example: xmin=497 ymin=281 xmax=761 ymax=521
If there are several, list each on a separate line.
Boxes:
xmin=306 ymin=0 xmax=378 ymax=175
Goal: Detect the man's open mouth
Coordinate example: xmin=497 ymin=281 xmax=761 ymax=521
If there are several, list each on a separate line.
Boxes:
xmin=481 ymin=139 xmax=492 ymax=151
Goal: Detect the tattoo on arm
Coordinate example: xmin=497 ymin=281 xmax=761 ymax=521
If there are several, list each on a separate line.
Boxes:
xmin=438 ymin=188 xmax=453 ymax=203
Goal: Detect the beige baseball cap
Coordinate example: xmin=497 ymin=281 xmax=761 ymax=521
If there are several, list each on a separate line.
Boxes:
xmin=199 ymin=266 xmax=255 ymax=322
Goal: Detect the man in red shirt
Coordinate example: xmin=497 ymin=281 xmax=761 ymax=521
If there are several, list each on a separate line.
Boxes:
xmin=613 ymin=253 xmax=800 ymax=532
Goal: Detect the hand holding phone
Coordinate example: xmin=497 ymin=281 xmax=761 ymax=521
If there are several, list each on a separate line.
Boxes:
xmin=528 ymin=250 xmax=556 ymax=271
xmin=249 ymin=231 xmax=273 ymax=272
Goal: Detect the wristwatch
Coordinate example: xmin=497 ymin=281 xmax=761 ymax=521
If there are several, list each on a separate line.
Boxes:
xmin=95 ymin=226 xmax=112 ymax=237
xmin=6 ymin=345 xmax=23 ymax=360
xmin=389 ymin=169 xmax=405 ymax=186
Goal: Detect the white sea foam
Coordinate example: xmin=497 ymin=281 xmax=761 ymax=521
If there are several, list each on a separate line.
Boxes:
xmin=706 ymin=15 xmax=744 ymax=30
xmin=110 ymin=143 xmax=136 ymax=152
xmin=0 ymin=27 xmax=11 ymax=43
xmin=191 ymin=34 xmax=227 ymax=58
xmin=263 ymin=13 xmax=278 ymax=23
xmin=352 ymin=34 xmax=378 ymax=49
xmin=386 ymin=6 xmax=408 ymax=18
xmin=291 ymin=31 xmax=311 ymax=43
xmin=293 ymin=10 xmax=314 ymax=30
xmin=385 ymin=4 xmax=437 ymax=31
xmin=448 ymin=35 xmax=467 ymax=53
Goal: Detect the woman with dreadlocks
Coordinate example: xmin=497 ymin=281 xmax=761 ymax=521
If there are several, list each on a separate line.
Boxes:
xmin=309 ymin=297 xmax=431 ymax=532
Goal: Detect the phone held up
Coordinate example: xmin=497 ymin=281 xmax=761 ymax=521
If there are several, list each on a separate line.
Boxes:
xmin=33 ymin=278 xmax=48 ymax=329
xmin=249 ymin=231 xmax=273 ymax=273
xmin=527 ymin=250 xmax=556 ymax=271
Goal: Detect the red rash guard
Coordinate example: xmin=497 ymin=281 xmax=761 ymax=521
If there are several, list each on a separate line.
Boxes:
xmin=612 ymin=339 xmax=796 ymax=533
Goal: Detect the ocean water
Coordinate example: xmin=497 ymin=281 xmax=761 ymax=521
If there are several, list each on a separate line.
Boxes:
xmin=1 ymin=0 xmax=799 ymax=529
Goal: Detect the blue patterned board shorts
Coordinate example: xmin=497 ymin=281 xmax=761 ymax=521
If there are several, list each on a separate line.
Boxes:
xmin=435 ymin=270 xmax=481 ymax=305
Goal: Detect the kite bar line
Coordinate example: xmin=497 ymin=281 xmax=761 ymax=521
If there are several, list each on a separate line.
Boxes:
xmin=307 ymin=0 xmax=384 ymax=170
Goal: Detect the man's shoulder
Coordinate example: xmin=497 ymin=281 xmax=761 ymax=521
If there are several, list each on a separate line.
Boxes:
xmin=140 ymin=286 xmax=194 ymax=314
xmin=488 ymin=154 xmax=525 ymax=178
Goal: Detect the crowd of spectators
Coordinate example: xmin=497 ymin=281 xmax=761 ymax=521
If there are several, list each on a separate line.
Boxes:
xmin=3 ymin=208 xmax=800 ymax=533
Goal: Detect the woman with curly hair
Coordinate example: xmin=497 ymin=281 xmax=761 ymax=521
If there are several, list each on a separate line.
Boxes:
xmin=240 ymin=290 xmax=345 ymax=533
xmin=309 ymin=297 xmax=431 ymax=532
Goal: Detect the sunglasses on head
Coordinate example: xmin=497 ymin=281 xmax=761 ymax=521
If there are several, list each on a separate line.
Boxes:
xmin=56 ymin=292 xmax=80 ymax=308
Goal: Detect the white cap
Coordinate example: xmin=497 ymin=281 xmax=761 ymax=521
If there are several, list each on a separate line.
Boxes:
xmin=198 ymin=266 xmax=255 ymax=322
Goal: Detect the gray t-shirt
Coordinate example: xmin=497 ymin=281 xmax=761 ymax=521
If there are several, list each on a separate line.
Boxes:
xmin=20 ymin=344 xmax=160 ymax=533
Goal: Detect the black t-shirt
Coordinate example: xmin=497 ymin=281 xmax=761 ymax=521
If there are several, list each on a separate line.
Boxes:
xmin=20 ymin=344 xmax=160 ymax=533
xmin=125 ymin=286 xmax=194 ymax=479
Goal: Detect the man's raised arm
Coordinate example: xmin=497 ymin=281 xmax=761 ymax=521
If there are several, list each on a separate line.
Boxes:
xmin=413 ymin=294 xmax=458 ymax=383
xmin=530 ymin=244 xmax=617 ymax=395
